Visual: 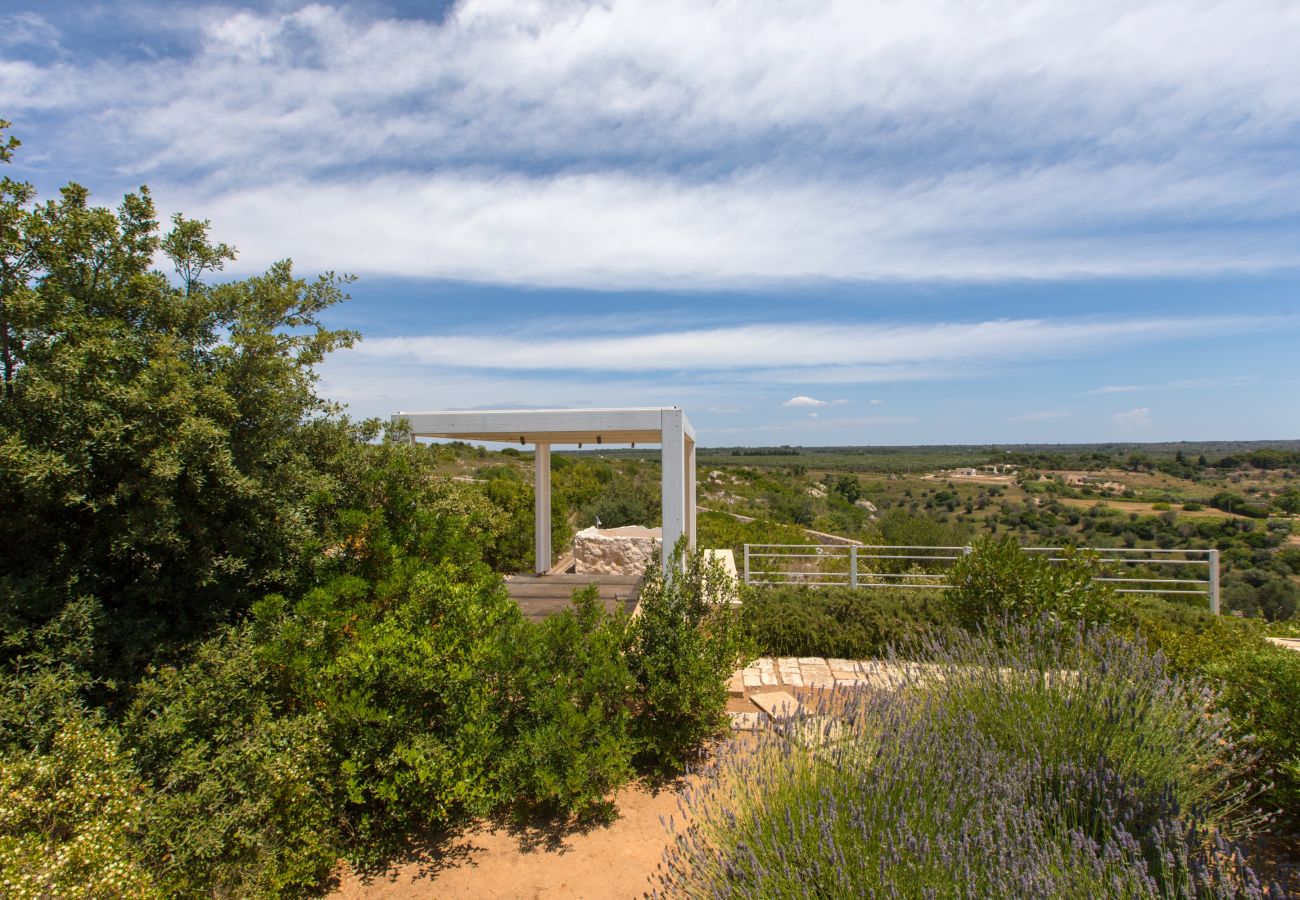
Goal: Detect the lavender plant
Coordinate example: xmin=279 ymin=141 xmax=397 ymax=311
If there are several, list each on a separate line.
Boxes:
xmin=653 ymin=619 xmax=1286 ymax=898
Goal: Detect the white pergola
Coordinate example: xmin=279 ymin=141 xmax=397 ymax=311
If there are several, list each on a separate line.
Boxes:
xmin=393 ymin=408 xmax=697 ymax=575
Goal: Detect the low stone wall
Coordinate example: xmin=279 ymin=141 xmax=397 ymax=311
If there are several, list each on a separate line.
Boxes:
xmin=574 ymin=525 xmax=662 ymax=575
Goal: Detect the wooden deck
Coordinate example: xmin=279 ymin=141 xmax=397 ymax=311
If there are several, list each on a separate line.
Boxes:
xmin=503 ymin=573 xmax=644 ymax=622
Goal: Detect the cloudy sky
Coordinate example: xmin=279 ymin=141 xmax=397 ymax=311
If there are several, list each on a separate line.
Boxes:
xmin=4 ymin=0 xmax=1299 ymax=445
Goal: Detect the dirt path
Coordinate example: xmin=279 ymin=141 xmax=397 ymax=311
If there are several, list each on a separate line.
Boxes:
xmin=331 ymin=782 xmax=689 ymax=900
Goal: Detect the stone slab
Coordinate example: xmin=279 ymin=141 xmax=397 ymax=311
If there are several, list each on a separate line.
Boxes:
xmin=800 ymin=661 xmax=835 ymax=687
xmin=1267 ymin=637 xmax=1300 ymax=653
xmin=728 ymin=670 xmax=745 ymax=697
xmin=750 ymin=690 xmax=802 ymax=719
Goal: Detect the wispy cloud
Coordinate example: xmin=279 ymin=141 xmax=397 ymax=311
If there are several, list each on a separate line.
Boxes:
xmin=349 ymin=315 xmax=1276 ymax=375
xmin=4 ymin=1 xmax=1300 ymax=286
xmin=1087 ymin=375 xmax=1258 ymax=394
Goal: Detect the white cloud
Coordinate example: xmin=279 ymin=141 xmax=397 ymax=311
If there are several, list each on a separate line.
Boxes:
xmin=1088 ymin=375 xmax=1257 ymax=394
xmin=4 ymin=1 xmax=1300 ymax=286
xmin=869 ymin=399 xmax=884 ymax=405
xmin=809 ymin=412 xmax=819 ymax=418
xmin=1114 ymin=407 xmax=1152 ymax=427
xmin=783 ymin=395 xmax=828 ymax=407
xmin=145 ymin=165 xmax=1300 ymax=286
xmin=832 ymin=398 xmax=850 ymax=405
xmin=349 ymin=315 xmax=1276 ymax=375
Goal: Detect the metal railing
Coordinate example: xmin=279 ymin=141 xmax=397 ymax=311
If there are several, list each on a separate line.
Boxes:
xmin=742 ymin=543 xmax=1221 ymax=614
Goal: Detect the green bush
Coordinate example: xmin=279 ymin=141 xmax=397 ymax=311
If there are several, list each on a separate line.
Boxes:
xmin=0 ymin=670 xmax=158 ymax=899
xmin=740 ymin=584 xmax=956 ymax=658
xmin=254 ymin=563 xmax=518 ymax=861
xmin=1115 ymin=596 xmax=1300 ymax=823
xmin=626 ymin=543 xmax=752 ymax=772
xmin=124 ymin=626 xmax=339 ymax=898
xmin=1116 ymin=594 xmax=1265 ymax=677
xmin=1205 ymin=645 xmax=1300 ymax=819
xmin=948 ymin=535 xmax=1115 ymax=628
xmin=498 ymin=587 xmax=635 ymax=819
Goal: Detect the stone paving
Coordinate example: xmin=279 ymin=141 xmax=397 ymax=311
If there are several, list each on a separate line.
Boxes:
xmin=727 ymin=656 xmax=919 ymax=731
xmin=735 ymin=656 xmax=925 ymax=694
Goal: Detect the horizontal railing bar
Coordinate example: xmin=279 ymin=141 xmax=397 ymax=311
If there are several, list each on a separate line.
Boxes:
xmin=853 ymin=554 xmax=962 ymax=561
xmin=1095 ymin=577 xmax=1209 ymax=585
xmin=1024 ymin=548 xmax=1216 ymax=556
xmin=746 ymin=553 xmax=849 ymax=559
xmin=750 ymin=579 xmax=851 ymax=586
xmin=854 ymin=583 xmax=950 ymax=590
xmin=1040 ymin=557 xmax=1206 ymax=566
xmin=748 ymin=543 xmax=847 ymax=548
xmin=855 ymin=573 xmax=949 ymax=580
xmin=1114 ymin=589 xmax=1208 ymax=595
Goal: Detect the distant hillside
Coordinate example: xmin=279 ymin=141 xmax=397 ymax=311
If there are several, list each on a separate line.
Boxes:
xmin=566 ymin=440 xmax=1300 ymax=473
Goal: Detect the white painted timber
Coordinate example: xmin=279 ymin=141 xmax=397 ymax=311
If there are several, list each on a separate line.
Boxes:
xmin=534 ymin=442 xmax=551 ymax=574
xmin=686 ymin=437 xmax=697 ymax=550
xmin=661 ymin=408 xmax=685 ymax=571
xmin=394 ymin=407 xmax=694 ymax=445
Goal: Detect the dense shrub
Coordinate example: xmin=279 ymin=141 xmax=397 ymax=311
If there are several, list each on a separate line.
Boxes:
xmin=1117 ymin=594 xmax=1265 ymax=677
xmin=695 ymin=510 xmax=811 ymax=573
xmin=655 ymin=619 xmax=1278 ymax=898
xmin=124 ymin=626 xmax=339 ymax=898
xmin=948 ymin=535 xmax=1115 ymax=627
xmin=254 ymin=564 xmax=519 ymax=861
xmin=627 ymin=543 xmax=752 ymax=772
xmin=1116 ymin=596 xmax=1300 ymax=824
xmin=498 ymin=587 xmax=635 ymax=819
xmin=1206 ymin=646 xmax=1300 ymax=820
xmin=0 ymin=668 xmax=158 ymax=899
xmin=740 ymin=584 xmax=956 ymax=658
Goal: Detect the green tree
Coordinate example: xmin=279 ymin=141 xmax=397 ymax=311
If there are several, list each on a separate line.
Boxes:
xmin=0 ymin=127 xmax=359 ymax=682
xmin=1276 ymin=487 xmax=1300 ymax=515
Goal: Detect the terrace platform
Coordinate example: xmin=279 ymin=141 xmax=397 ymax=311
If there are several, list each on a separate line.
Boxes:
xmin=503 ymin=573 xmax=644 ymax=622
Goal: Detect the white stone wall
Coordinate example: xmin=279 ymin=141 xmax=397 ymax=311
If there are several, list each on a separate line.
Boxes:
xmin=573 ymin=525 xmax=662 ymax=575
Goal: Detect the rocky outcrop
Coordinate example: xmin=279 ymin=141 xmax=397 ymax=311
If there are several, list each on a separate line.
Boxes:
xmin=574 ymin=525 xmax=662 ymax=575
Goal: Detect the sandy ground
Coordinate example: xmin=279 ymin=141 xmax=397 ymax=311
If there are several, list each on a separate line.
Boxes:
xmin=1056 ymin=497 xmax=1245 ymax=519
xmin=330 ymin=781 xmax=690 ymax=900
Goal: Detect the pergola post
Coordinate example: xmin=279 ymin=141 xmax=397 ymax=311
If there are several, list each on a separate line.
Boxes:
xmin=534 ymin=442 xmax=551 ymax=574
xmin=686 ymin=436 xmax=697 ymax=549
xmin=661 ymin=409 xmax=685 ymax=574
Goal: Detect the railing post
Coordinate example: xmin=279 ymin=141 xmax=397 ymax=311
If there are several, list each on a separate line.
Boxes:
xmin=850 ymin=545 xmax=859 ymax=589
xmin=743 ymin=544 xmax=751 ymax=585
xmin=1209 ymin=549 xmax=1220 ymax=615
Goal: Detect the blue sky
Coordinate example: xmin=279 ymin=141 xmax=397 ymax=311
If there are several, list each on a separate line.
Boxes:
xmin=3 ymin=0 xmax=1299 ymax=445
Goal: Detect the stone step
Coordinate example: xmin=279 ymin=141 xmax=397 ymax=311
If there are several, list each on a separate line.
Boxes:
xmin=749 ymin=690 xmax=802 ymax=719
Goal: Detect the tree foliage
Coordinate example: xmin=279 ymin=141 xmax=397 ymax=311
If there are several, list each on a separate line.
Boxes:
xmin=0 ymin=122 xmax=360 ymax=680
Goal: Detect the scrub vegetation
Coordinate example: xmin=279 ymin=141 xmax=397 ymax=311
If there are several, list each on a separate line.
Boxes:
xmin=0 ymin=125 xmax=748 ymax=897
xmin=2 ymin=122 xmax=1297 ymax=896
